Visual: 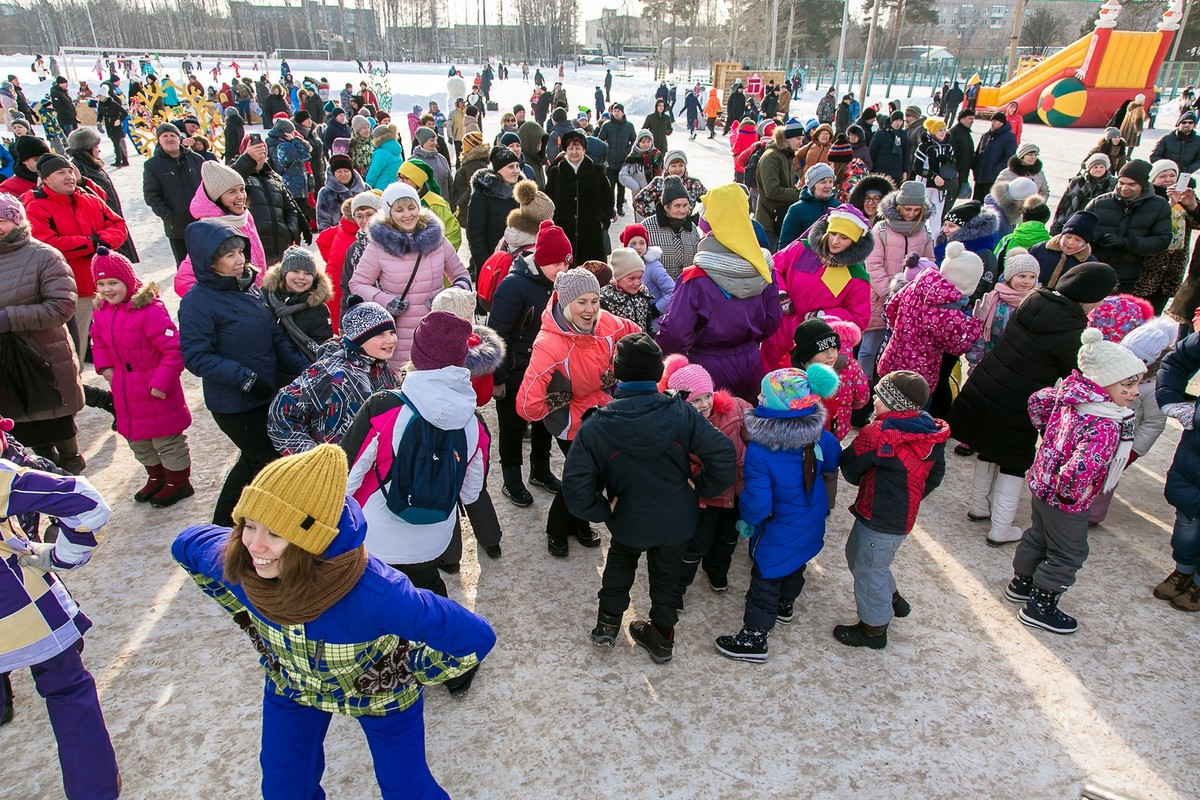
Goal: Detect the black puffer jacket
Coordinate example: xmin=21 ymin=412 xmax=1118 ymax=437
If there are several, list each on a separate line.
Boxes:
xmin=1084 ymin=186 xmax=1172 ymax=292
xmin=1051 ymin=173 xmax=1116 ymax=233
xmin=950 ymin=289 xmax=1089 ymax=474
xmin=232 ymin=153 xmax=302 ymax=265
xmin=49 ymin=84 xmax=76 ymax=125
xmin=545 ymin=155 xmax=612 ymax=263
xmin=466 ymin=169 xmax=517 ymax=273
xmin=1149 ymin=130 xmax=1200 ymax=173
xmin=486 ymin=251 xmax=551 ymax=387
xmin=142 ymin=144 xmax=205 ymax=238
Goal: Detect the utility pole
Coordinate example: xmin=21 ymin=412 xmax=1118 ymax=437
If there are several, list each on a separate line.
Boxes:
xmin=859 ymin=0 xmax=882 ymax=99
xmin=1006 ymin=0 xmax=1028 ymax=80
xmin=833 ymin=0 xmax=849 ymax=94
xmin=769 ymin=0 xmax=780 ymax=68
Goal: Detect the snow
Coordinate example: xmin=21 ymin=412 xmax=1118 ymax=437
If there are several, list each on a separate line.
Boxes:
xmin=1 ymin=57 xmax=1195 ymax=800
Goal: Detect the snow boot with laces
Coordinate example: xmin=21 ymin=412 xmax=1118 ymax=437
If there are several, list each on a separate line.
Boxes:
xmin=1153 ymin=569 xmax=1193 ymax=601
xmin=1019 ymin=587 xmax=1077 ymax=634
xmin=629 ymin=620 xmax=674 ymax=663
xmin=1170 ymin=575 xmax=1200 ymax=612
xmin=528 ymin=458 xmax=562 ymax=493
xmin=590 ymin=611 xmax=622 ymax=646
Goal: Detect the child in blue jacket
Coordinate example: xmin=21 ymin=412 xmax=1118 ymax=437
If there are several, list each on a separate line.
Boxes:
xmin=714 ymin=365 xmax=841 ymax=663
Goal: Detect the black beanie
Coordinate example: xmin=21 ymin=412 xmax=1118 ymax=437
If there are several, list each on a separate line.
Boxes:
xmin=791 ymin=318 xmax=840 ymax=365
xmin=1056 ymin=262 xmax=1118 ymax=303
xmin=1118 ymin=159 xmax=1152 ymax=187
xmin=613 ymin=333 xmax=664 ymax=383
xmin=12 ymin=134 xmax=50 ymax=164
xmin=489 ymin=145 xmax=520 ymax=172
xmin=944 ymin=200 xmax=982 ymax=227
xmin=36 ymin=153 xmax=71 ymax=179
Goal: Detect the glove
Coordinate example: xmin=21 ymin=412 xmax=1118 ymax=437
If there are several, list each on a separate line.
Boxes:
xmin=736 ymin=520 xmax=757 ymax=539
xmin=300 ymin=226 xmax=313 ymax=246
xmin=1094 ymin=233 xmax=1122 ymax=249
xmin=19 ymin=539 xmax=85 ymax=572
xmin=386 ymin=297 xmax=409 ymax=316
xmin=245 ymin=375 xmax=276 ymax=401
xmin=492 ymin=383 xmax=507 ymax=400
xmin=1163 ymin=402 xmax=1196 ymax=430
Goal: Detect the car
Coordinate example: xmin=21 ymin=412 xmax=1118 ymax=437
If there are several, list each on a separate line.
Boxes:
xmin=584 ymin=55 xmax=606 ymax=65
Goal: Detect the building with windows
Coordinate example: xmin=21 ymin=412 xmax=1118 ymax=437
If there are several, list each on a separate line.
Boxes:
xmin=913 ymin=0 xmax=1096 ymax=59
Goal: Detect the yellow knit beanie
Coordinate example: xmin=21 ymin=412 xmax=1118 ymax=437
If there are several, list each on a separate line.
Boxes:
xmin=232 ymin=444 xmax=348 ymax=555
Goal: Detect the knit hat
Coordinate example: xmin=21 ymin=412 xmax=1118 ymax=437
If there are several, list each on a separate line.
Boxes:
xmin=372 ymin=122 xmax=397 ymax=143
xmin=1121 ymin=317 xmax=1178 ymax=365
xmin=944 ymin=199 xmax=982 ymax=226
xmin=329 ymin=153 xmax=355 ymax=174
xmin=1180 ymin=110 xmax=1197 ymax=125
xmin=431 ymin=287 xmax=478 ymax=321
xmin=904 ymin=105 xmax=921 ymax=117
xmin=498 ymin=131 xmax=521 ymax=146
xmin=512 ymin=103 xmax=525 ymax=114
xmin=940 ymin=241 xmax=985 ymax=295
xmin=413 ymin=127 xmax=436 ymax=147
xmin=760 ymin=364 xmax=839 ymax=412
xmin=791 ymin=318 xmax=840 ymax=364
xmin=580 ymin=260 xmax=613 ymax=286
xmin=1085 ymin=152 xmax=1110 ymax=170
xmin=1062 ymin=210 xmax=1099 ymax=242
xmin=0 ymin=192 xmax=25 ymax=224
xmin=613 ymin=332 xmax=664 ymax=382
xmin=1056 ymin=262 xmax=1118 ymax=303
xmin=1086 ymin=294 xmax=1155 ymax=342
xmin=460 ymin=131 xmax=484 ymax=155
xmin=341 ymin=297 xmax=395 ymax=346
xmin=351 ymin=114 xmax=372 ymax=133
xmin=620 ymin=223 xmax=649 ymax=247
xmin=662 ymin=354 xmax=715 ymax=397
xmin=1150 ymin=159 xmax=1179 ymax=183
xmin=273 ymin=118 xmax=296 ymax=136
xmin=397 ymin=159 xmax=433 ymax=191
xmin=805 ymin=163 xmax=835 ymax=188
xmin=552 ymin=107 xmax=568 ymax=124
xmin=1022 ymin=196 xmax=1050 ymax=223
xmin=1016 ymin=142 xmax=1039 ymax=159
xmin=780 ymin=118 xmax=806 ymax=139
xmin=489 ymin=145 xmax=520 ymax=172
xmin=922 ymin=117 xmax=946 ymax=135
xmin=554 ymin=268 xmax=601 ymax=310
xmin=36 ymin=153 xmax=71 ymax=179
xmin=155 ymin=122 xmax=180 ymax=139
xmin=828 ymin=135 xmax=854 ymax=163
xmin=410 ymin=311 xmax=471 ymax=370
xmin=636 ymin=128 xmax=655 ymax=145
xmin=1077 ymin=327 xmax=1146 ymax=387
xmin=351 ymin=190 xmax=383 ymax=214
xmin=91 ymin=246 xmax=141 ymax=295
xmin=280 ymin=245 xmax=317 ymax=276
xmin=1002 ymin=247 xmax=1039 ymax=283
xmin=1105 ymin=126 xmax=1122 ymax=140
xmin=876 ymin=370 xmax=928 ymax=411
xmin=535 ymin=219 xmax=573 ymax=267
xmin=293 ymin=109 xmax=311 ymax=125
xmin=898 ymin=180 xmax=926 ymax=205
xmin=1118 ymin=159 xmax=1152 ymax=187
xmin=507 ymin=180 xmax=555 ymax=236
xmin=957 ymin=109 xmax=975 ymax=122
xmin=825 ymin=207 xmax=870 ymax=243
xmin=8 ymin=117 xmax=30 ymax=135
xmin=201 ymin=160 xmax=245 ymax=202
xmin=66 ymin=126 xmax=101 ymax=152
xmin=1007 ymin=177 xmax=1037 ymax=201
xmin=610 ymin=248 xmax=644 ymax=282
xmin=331 ymin=137 xmax=351 ymax=156
xmin=661 ymin=175 xmax=688 ymax=206
xmin=990 ymin=110 xmax=1007 ymax=122
xmin=381 ymin=182 xmax=420 ymax=208
xmin=663 ymin=149 xmax=687 ymax=169
xmin=232 ymin=444 xmax=348 ymax=556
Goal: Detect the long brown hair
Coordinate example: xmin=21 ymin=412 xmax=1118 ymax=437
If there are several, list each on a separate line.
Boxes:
xmin=222 ymin=521 xmax=317 ymax=597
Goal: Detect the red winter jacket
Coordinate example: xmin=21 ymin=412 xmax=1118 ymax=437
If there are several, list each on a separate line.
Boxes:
xmin=698 ymin=390 xmax=751 ymax=508
xmin=317 ymin=216 xmax=358 ymax=333
xmin=23 ymin=186 xmax=128 ymax=296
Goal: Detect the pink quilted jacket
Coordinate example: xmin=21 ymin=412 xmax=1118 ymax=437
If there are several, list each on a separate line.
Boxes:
xmin=877 ymin=268 xmax=983 ymax=388
xmin=172 ymin=184 xmax=268 ymax=297
xmin=863 ymin=215 xmax=935 ymax=331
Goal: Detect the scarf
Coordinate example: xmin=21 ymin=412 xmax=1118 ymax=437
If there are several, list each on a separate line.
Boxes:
xmin=886 ymin=216 xmax=925 ymax=236
xmin=1044 ymin=235 xmax=1092 ymax=289
xmin=1075 ymin=400 xmax=1136 ymax=493
xmin=240 ymin=545 xmax=369 ymax=625
xmin=694 ymin=238 xmax=772 ymax=299
xmin=976 ymin=282 xmax=1036 ymax=341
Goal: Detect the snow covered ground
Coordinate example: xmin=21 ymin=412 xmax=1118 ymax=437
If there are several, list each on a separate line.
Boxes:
xmin=1 ymin=57 xmax=1197 ymax=800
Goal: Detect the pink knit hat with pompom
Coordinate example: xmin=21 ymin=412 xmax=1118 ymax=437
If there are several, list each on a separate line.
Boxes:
xmin=660 ymin=354 xmax=715 ymax=397
xmin=91 ymin=246 xmax=142 ymax=298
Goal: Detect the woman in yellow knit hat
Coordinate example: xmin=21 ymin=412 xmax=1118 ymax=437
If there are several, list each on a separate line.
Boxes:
xmin=172 ymin=443 xmax=495 ymax=799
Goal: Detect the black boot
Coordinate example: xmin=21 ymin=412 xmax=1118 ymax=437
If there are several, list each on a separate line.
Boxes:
xmin=715 ymin=627 xmax=769 ymax=663
xmin=892 ymin=591 xmax=911 ymax=618
xmin=573 ymin=518 xmax=600 ymax=548
xmin=590 ymin=611 xmax=622 ymax=646
xmin=500 ymin=465 xmax=533 ymax=507
xmin=832 ymin=621 xmax=889 ymax=649
xmin=629 ymin=620 xmax=673 ymax=663
xmin=444 ymin=664 xmax=479 ymax=698
xmin=529 ymin=458 xmax=561 ymax=493
xmin=1019 ymin=587 xmax=1077 ymax=634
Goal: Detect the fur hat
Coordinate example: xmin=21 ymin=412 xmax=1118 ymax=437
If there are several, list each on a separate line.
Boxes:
xmin=1002 ymin=247 xmax=1039 ymax=283
xmin=554 ymin=268 xmax=601 ymax=310
xmin=331 ymin=137 xmax=351 ymax=156
xmin=876 ymin=370 xmax=928 ymax=411
xmin=1077 ymin=327 xmax=1146 ymax=387
xmin=791 ymin=318 xmax=840 ymax=365
xmin=411 ymin=311 xmax=471 ymax=370
xmin=939 ymin=241 xmax=985 ymax=295
xmin=620 ymin=223 xmax=649 ymax=247
xmin=507 ymin=180 xmax=555 ymax=237
xmin=613 ymin=332 xmax=663 ymax=382
xmin=66 ymin=126 xmax=101 ymax=152
xmin=534 ymin=219 xmax=573 ymax=267
xmin=609 ymin=248 xmax=644 ymax=282
xmin=340 ymin=296 xmax=395 ymax=346
xmin=431 ymin=287 xmax=478 ymax=321
xmin=1086 ymin=294 xmax=1155 ymax=342
xmin=91 ymin=246 xmax=141 ymax=296
xmin=760 ymin=365 xmax=839 ymax=413
xmin=1022 ymin=195 xmax=1050 ymax=223
xmin=201 ymin=160 xmax=245 ymax=203
xmin=372 ymin=123 xmax=398 ymax=143
xmin=661 ymin=354 xmax=714 ymax=397
xmin=0 ymin=192 xmax=25 ymax=224
xmin=232 ymin=444 xmax=348 ymax=555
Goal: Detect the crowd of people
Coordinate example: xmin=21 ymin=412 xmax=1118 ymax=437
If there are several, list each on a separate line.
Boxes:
xmin=3 ymin=57 xmax=1200 ymax=799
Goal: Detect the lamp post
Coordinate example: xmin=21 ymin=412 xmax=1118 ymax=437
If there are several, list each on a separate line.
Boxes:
xmin=833 ymin=0 xmax=849 ymax=94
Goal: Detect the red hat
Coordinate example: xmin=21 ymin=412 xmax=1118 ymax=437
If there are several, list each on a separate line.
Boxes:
xmin=533 ymin=219 xmax=573 ymax=267
xmin=91 ymin=246 xmax=141 ymax=299
xmin=620 ymin=223 xmax=649 ymax=247
xmin=410 ymin=311 xmax=472 ymax=370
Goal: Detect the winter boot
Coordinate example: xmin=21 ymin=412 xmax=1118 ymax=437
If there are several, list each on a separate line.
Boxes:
xmin=1019 ymin=587 xmax=1077 ymax=634
xmin=629 ymin=620 xmax=674 ymax=663
xmin=1169 ymin=576 xmax=1200 ymax=612
xmin=134 ymin=464 xmax=167 ymax=503
xmin=892 ymin=591 xmax=911 ymax=618
xmin=83 ymin=384 xmax=117 ymax=431
xmin=500 ymin=466 xmax=533 ymax=507
xmin=573 ymin=519 xmax=601 ymax=548
xmin=528 ymin=458 xmax=562 ymax=493
xmin=1005 ymin=574 xmax=1033 ymax=604
xmin=833 ymin=621 xmax=889 ymax=649
xmin=1153 ymin=569 xmax=1193 ymax=601
xmin=484 ymin=544 xmax=503 ymax=559
xmin=149 ymin=468 xmax=194 ymax=508
xmin=547 ymin=532 xmax=569 ymax=557
xmin=715 ymin=627 xmax=769 ymax=663
xmin=986 ymin=472 xmax=1026 ymax=546
xmin=590 ymin=611 xmax=622 ymax=646
xmin=967 ymin=459 xmax=997 ymax=521
xmin=776 ymin=602 xmax=795 ymax=625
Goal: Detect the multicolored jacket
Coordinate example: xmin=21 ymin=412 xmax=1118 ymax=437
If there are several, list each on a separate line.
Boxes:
xmin=1027 ymin=371 xmax=1127 ymax=513
xmin=600 ymin=283 xmax=655 ymax=333
xmin=878 ymin=268 xmax=983 ymax=388
xmin=0 ymin=460 xmax=110 ymax=672
xmin=823 ymin=319 xmax=871 ymax=440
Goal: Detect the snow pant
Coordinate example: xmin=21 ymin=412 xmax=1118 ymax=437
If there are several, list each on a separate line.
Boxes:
xmin=128 ymin=432 xmax=191 ymax=470
xmin=259 ymin=687 xmax=448 ymax=800
xmin=929 ymin=351 xmax=958 ymax=420
xmin=690 ymin=341 xmax=765 ymax=406
xmin=744 ymin=560 xmax=808 ymax=631
xmin=167 ymin=235 xmax=188 ymax=267
xmin=598 ymin=539 xmax=687 ymax=633
xmin=858 ymin=328 xmax=886 ymax=384
xmin=495 ymin=380 xmax=551 ymax=467
xmin=211 ymin=404 xmax=279 ymax=527
xmin=706 ymin=118 xmax=716 ymax=137
xmin=676 ymin=503 xmax=739 ymax=596
xmin=441 ymin=436 xmax=502 ymax=566
xmin=0 ymin=641 xmax=119 ymax=800
xmin=546 ymin=437 xmax=586 ymax=536
xmin=108 ymin=133 xmax=128 ymax=166
xmin=606 ymin=166 xmax=626 ymax=212
xmin=1012 ymin=496 xmax=1090 ymax=593
xmin=1169 ymin=509 xmax=1200 ymax=575
xmin=844 ymin=518 xmax=905 ymax=627
xmin=388 ymin=558 xmax=448 ymax=598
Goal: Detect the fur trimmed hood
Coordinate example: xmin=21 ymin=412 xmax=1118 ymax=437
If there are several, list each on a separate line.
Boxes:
xmin=261 ymin=264 xmax=334 ymax=307
xmin=847 ymin=174 xmax=896 ymax=219
xmin=471 ymin=168 xmax=516 ymax=200
xmin=367 ymin=210 xmax=446 ymax=257
xmin=805 ymin=215 xmax=877 ymax=265
xmin=96 ymin=282 xmax=160 ymax=309
xmin=989 ymin=180 xmax=1026 ymax=222
xmin=465 ymin=323 xmax=506 ymax=377
xmin=743 ymin=403 xmax=828 ymax=451
xmin=1005 ymin=155 xmax=1044 ymax=177
xmin=949 ymin=205 xmax=1001 ymax=244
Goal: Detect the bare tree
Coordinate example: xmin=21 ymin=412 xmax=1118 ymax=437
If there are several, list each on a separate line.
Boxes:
xmin=1020 ymin=6 xmax=1062 ymax=56
xmin=598 ymin=8 xmax=633 ymax=56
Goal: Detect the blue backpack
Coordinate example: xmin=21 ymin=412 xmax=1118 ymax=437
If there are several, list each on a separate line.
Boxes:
xmin=373 ymin=393 xmax=469 ymax=524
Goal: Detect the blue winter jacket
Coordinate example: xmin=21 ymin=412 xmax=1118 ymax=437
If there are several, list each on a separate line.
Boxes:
xmin=972 ymin=121 xmax=1017 ymax=185
xmin=740 ymin=402 xmax=841 ymax=578
xmin=0 ymin=143 xmax=12 ymax=180
xmin=178 ymin=219 xmax=308 ymax=413
xmin=364 ymin=137 xmax=404 ymax=192
xmin=267 ymin=129 xmax=312 ymax=199
xmin=1157 ymin=332 xmax=1200 ymax=518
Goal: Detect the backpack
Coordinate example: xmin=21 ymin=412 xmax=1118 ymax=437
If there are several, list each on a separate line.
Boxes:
xmin=476 ymin=246 xmax=519 ymax=312
xmin=372 ymin=392 xmax=469 ymax=524
xmin=743 ymin=142 xmax=767 ymax=188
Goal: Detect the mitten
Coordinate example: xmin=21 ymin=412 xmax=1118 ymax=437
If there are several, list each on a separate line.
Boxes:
xmin=1163 ymin=401 xmax=1196 ymax=430
xmin=386 ymin=297 xmax=409 ymax=316
xmin=245 ymin=375 xmax=276 ymax=401
xmin=736 ymin=520 xmax=757 ymax=539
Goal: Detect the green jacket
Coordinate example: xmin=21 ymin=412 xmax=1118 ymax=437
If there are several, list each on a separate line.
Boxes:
xmin=754 ymin=135 xmax=800 ymax=235
xmin=995 ymin=220 xmax=1050 ymax=256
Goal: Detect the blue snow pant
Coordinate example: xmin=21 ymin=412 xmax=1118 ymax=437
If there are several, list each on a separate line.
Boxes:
xmin=260 ymin=686 xmax=448 ymax=800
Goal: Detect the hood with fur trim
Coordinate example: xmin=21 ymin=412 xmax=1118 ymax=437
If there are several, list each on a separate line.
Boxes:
xmin=366 ymin=209 xmax=447 ymax=258
xmin=989 ymin=180 xmax=1026 ymax=223
xmin=949 ymin=204 xmax=1001 ymax=245
xmin=471 ymin=168 xmax=515 ymax=200
xmin=645 ymin=245 xmax=663 ymax=264
xmin=1004 ymin=155 xmax=1043 ymax=178
xmin=96 ymin=282 xmax=161 ymax=309
xmin=847 ymin=174 xmax=896 ymax=218
xmin=804 ymin=214 xmax=876 ymax=266
xmin=261 ymin=263 xmax=334 ymax=307
xmin=465 ymin=323 xmax=505 ymax=378
xmin=743 ymin=402 xmax=828 ymax=452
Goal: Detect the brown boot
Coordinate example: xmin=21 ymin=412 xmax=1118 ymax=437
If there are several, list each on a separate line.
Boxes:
xmin=1153 ymin=569 xmax=1192 ymax=601
xmin=1169 ymin=575 xmax=1200 ymax=612
xmin=149 ymin=467 xmax=195 ymax=508
xmin=133 ymin=464 xmax=166 ymax=503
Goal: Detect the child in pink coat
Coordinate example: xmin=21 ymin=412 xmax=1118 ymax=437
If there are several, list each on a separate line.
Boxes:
xmin=90 ymin=247 xmax=194 ymax=506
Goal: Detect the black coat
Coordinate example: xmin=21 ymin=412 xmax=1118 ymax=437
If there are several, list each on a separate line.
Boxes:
xmin=466 ymin=169 xmax=518 ymax=273
xmin=223 ymin=114 xmax=245 ymax=165
xmin=726 ymin=89 xmax=746 ymax=124
xmin=973 ymin=121 xmax=1017 ymax=184
xmin=486 ymin=253 xmax=552 ymax=386
xmin=834 ymin=102 xmax=852 ymax=134
xmin=142 ymin=145 xmax=205 ymax=238
xmin=562 ymin=388 xmax=737 ymax=549
xmin=304 ymin=92 xmax=325 ymax=125
xmin=1148 ymin=130 xmax=1200 ymax=174
xmin=869 ymin=126 xmax=909 ymax=183
xmin=950 ymin=289 xmax=1088 ymax=473
xmin=944 ymin=85 xmax=964 ymax=114
xmin=1156 ymin=332 xmax=1200 ymax=518
xmin=545 ymin=156 xmax=612 ymax=264
xmin=949 ymin=122 xmax=974 ymax=186
xmin=261 ymin=93 xmax=289 ymax=128
xmin=49 ymin=84 xmax=76 ymax=125
xmin=232 ymin=154 xmax=302 ymax=264
xmin=1084 ymin=187 xmax=1173 ymax=292
xmin=97 ymin=96 xmax=127 ymax=138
